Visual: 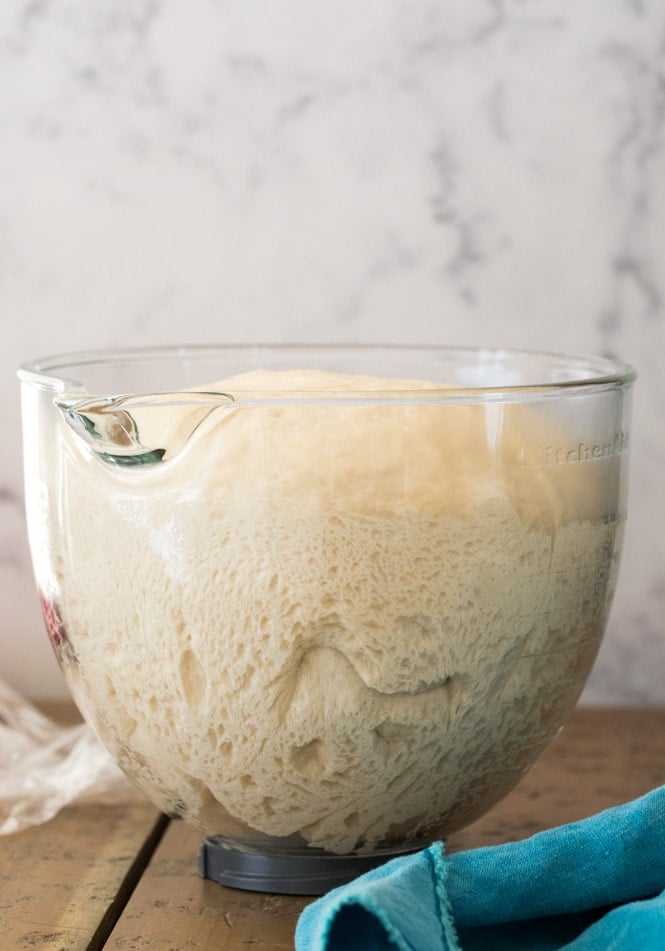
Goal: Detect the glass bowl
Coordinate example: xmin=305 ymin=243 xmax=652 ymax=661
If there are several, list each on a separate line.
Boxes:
xmin=18 ymin=345 xmax=635 ymax=893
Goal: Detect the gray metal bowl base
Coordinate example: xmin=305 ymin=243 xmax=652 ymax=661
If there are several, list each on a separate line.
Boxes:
xmin=198 ymin=835 xmax=412 ymax=895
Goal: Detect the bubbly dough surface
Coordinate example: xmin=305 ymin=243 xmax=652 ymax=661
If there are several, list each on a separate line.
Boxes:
xmin=50 ymin=370 xmax=619 ymax=852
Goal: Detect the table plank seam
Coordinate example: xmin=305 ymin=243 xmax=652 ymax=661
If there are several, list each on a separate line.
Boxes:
xmin=87 ymin=813 xmax=171 ymax=951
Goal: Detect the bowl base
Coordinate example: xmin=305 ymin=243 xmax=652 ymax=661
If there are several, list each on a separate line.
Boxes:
xmin=198 ymin=835 xmax=417 ymax=895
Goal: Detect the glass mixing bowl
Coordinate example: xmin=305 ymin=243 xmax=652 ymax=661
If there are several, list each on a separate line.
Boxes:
xmin=19 ymin=345 xmax=635 ymax=893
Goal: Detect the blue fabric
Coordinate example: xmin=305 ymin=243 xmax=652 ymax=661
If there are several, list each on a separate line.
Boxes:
xmin=295 ymin=785 xmax=665 ymax=951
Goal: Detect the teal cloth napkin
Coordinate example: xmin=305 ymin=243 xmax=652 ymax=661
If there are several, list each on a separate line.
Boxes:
xmin=295 ymin=785 xmax=665 ymax=950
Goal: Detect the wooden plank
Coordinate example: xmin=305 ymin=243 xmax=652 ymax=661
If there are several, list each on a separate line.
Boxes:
xmin=104 ymin=818 xmax=306 ymax=950
xmin=105 ymin=707 xmax=665 ymax=950
xmin=0 ymin=802 xmax=165 ymax=951
xmin=35 ymin=701 xmax=83 ymax=726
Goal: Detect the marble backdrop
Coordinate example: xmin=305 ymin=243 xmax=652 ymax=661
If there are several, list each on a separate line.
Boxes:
xmin=1 ymin=0 xmax=664 ymax=702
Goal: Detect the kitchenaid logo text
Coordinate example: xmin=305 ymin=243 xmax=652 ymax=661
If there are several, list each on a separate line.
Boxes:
xmin=525 ymin=431 xmax=629 ymax=467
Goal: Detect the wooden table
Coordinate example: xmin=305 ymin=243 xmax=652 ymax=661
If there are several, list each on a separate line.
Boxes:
xmin=2 ymin=708 xmax=665 ymax=950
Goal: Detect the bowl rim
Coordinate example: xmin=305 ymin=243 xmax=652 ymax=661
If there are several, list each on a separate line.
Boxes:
xmin=17 ymin=343 xmax=637 ymax=401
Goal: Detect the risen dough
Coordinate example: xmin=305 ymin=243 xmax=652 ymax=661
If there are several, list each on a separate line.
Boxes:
xmin=49 ymin=370 xmax=619 ymax=852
